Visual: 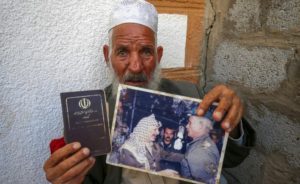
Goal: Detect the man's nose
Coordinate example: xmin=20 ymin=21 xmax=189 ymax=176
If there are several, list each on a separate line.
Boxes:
xmin=128 ymin=52 xmax=143 ymax=73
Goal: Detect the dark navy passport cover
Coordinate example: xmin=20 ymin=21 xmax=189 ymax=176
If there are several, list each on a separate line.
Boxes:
xmin=60 ymin=90 xmax=111 ymax=156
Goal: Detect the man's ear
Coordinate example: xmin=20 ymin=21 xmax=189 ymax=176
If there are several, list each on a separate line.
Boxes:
xmin=103 ymin=45 xmax=109 ymax=64
xmin=156 ymin=46 xmax=163 ymax=64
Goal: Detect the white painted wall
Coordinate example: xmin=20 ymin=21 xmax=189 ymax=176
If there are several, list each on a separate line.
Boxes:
xmin=158 ymin=14 xmax=187 ymax=68
xmin=0 ymin=1 xmax=187 ymax=183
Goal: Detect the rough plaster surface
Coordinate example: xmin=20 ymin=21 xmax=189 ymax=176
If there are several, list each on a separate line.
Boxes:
xmin=224 ymin=151 xmax=264 ymax=184
xmin=247 ymin=103 xmax=300 ymax=168
xmin=266 ymin=0 xmax=300 ymax=31
xmin=0 ymin=1 xmax=186 ymax=183
xmin=213 ymin=41 xmax=292 ymax=91
xmin=0 ymin=1 xmax=114 ymax=183
xmin=227 ymin=0 xmax=300 ymax=32
xmin=225 ymin=103 xmax=300 ymax=184
xmin=228 ymin=0 xmax=261 ymax=32
xmin=226 ymin=148 xmax=300 ymax=184
xmin=261 ymin=152 xmax=300 ymax=184
xmin=206 ymin=0 xmax=300 ymax=183
xmin=158 ymin=14 xmax=187 ymax=68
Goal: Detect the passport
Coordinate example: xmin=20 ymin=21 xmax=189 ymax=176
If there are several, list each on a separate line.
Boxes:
xmin=60 ymin=90 xmax=111 ymax=156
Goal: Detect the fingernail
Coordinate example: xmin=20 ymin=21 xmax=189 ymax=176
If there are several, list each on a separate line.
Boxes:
xmin=197 ymin=109 xmax=204 ymax=115
xmin=223 ymin=122 xmax=230 ymax=129
xmin=214 ymin=111 xmax=223 ymax=121
xmin=82 ymin=148 xmax=90 ymax=155
xmin=89 ymin=157 xmax=95 ymax=162
xmin=73 ymin=142 xmax=81 ymax=149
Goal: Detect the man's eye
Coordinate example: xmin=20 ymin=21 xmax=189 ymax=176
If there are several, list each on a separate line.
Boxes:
xmin=117 ymin=49 xmax=128 ymax=57
xmin=141 ymin=48 xmax=153 ymax=57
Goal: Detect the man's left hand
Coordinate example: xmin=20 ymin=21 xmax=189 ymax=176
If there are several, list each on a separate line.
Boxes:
xmin=196 ymin=84 xmax=243 ymax=138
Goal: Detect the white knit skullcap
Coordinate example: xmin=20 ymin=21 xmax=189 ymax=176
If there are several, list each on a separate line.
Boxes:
xmin=109 ymin=0 xmax=158 ymax=33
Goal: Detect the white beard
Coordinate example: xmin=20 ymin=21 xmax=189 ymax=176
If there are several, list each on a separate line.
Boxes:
xmin=109 ymin=62 xmax=162 ymax=97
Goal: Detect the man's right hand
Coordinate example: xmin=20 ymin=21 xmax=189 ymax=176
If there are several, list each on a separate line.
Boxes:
xmin=43 ymin=142 xmax=95 ymax=184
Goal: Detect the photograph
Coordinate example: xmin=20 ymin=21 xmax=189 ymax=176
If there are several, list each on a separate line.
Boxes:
xmin=106 ymin=84 xmax=228 ymax=184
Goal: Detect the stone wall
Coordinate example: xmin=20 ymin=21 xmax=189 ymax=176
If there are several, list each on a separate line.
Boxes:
xmin=202 ymin=0 xmax=300 ymax=183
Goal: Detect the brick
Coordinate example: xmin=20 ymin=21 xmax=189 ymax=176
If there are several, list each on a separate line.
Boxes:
xmin=212 ymin=41 xmax=292 ymax=91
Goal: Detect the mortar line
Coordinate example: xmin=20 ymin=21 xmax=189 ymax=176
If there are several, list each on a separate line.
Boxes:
xmin=201 ymin=0 xmax=216 ymax=95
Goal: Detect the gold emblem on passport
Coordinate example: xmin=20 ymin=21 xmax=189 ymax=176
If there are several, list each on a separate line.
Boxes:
xmin=61 ymin=90 xmax=111 ymax=156
xmin=79 ymin=98 xmax=91 ymax=109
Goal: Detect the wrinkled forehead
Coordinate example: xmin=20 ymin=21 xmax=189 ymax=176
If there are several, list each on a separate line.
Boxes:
xmin=111 ymin=23 xmax=156 ymax=45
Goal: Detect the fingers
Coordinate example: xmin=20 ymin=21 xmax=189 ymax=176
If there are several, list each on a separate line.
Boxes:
xmin=196 ymin=84 xmax=244 ymax=133
xmin=65 ymin=161 xmax=94 ymax=184
xmin=221 ymin=96 xmax=243 ymax=132
xmin=212 ymin=94 xmax=233 ymax=122
xmin=53 ymin=157 xmax=95 ymax=184
xmin=45 ymin=147 xmax=91 ymax=182
xmin=43 ymin=142 xmax=94 ymax=184
xmin=197 ymin=85 xmax=234 ymax=118
xmin=79 ymin=160 xmax=95 ymax=178
xmin=197 ymin=85 xmax=223 ymax=116
xmin=44 ymin=142 xmax=82 ymax=169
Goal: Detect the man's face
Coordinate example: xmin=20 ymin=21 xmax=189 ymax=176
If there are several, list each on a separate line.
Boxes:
xmin=186 ymin=117 xmax=204 ymax=139
xmin=163 ymin=128 xmax=175 ymax=144
xmin=105 ymin=23 xmax=163 ymax=88
xmin=149 ymin=127 xmax=159 ymax=142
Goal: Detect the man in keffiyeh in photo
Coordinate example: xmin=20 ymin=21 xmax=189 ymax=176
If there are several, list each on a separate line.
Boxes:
xmin=119 ymin=114 xmax=161 ymax=170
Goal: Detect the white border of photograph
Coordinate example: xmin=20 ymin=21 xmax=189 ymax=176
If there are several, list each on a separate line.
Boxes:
xmin=106 ymin=84 xmax=229 ymax=184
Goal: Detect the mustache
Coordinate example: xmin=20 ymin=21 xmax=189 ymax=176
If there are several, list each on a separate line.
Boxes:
xmin=123 ymin=72 xmax=147 ymax=82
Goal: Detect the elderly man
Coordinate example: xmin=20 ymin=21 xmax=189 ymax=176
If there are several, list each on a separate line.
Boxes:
xmin=181 ymin=116 xmax=220 ymax=183
xmin=43 ymin=0 xmax=255 ymax=184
